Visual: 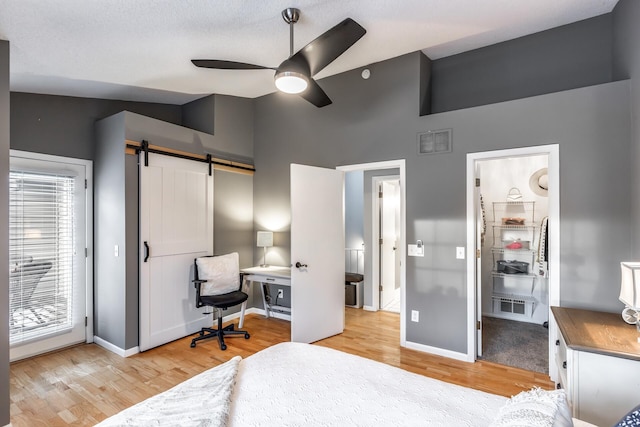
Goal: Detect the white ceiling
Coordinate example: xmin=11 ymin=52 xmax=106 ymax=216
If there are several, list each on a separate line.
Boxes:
xmin=0 ymin=0 xmax=619 ymax=105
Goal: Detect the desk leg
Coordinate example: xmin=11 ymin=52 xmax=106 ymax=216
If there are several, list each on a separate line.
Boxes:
xmin=260 ymin=282 xmax=270 ymax=319
xmin=239 ymin=301 xmax=247 ymax=329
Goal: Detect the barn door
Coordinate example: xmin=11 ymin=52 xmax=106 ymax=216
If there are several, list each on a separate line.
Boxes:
xmin=139 ymin=152 xmax=213 ymax=351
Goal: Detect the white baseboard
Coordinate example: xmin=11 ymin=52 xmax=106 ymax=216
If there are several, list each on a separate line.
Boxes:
xmin=92 ymin=309 xmax=286 ymax=358
xmin=244 ymin=307 xmax=290 ymax=321
xmin=404 ymin=340 xmax=470 ymax=362
xmin=363 ymin=305 xmax=376 ymax=311
xmin=93 ymin=335 xmax=139 ymax=357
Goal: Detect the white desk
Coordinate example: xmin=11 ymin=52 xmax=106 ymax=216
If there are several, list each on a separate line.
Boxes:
xmin=242 ymin=266 xmax=291 ymax=325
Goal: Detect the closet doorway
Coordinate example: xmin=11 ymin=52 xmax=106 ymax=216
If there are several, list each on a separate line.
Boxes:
xmin=466 ymin=145 xmax=560 ymax=381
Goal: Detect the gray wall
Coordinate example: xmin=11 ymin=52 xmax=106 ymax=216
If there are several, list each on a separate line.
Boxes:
xmin=10 ymin=92 xmax=182 ymax=160
xmin=213 ymin=169 xmax=256 ymax=309
xmin=345 ymin=171 xmax=364 ymax=249
xmin=182 ymin=95 xmax=215 ymax=135
xmin=94 ymin=114 xmax=130 ymax=348
xmin=431 ymin=14 xmax=613 ymax=113
xmin=613 ymin=0 xmax=640 ymax=258
xmin=253 ymin=46 xmax=631 ymax=354
xmin=180 ymin=94 xmax=255 ymax=163
xmin=0 ymin=39 xmax=10 ymax=427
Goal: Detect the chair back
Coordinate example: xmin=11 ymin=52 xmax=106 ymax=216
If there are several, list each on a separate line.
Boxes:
xmin=195 ymin=252 xmax=240 ymax=296
xmin=10 ymin=260 xmax=52 ymax=311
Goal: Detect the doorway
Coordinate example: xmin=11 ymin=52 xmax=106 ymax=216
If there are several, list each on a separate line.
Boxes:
xmin=9 ymin=150 xmax=93 ymax=361
xmin=476 ymin=154 xmax=549 ymax=373
xmin=338 ymin=160 xmax=407 ymax=345
xmin=466 ymin=145 xmax=559 ymax=380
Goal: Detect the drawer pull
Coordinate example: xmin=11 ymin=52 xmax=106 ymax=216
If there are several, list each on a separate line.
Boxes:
xmin=562 ymin=361 xmax=567 ymax=369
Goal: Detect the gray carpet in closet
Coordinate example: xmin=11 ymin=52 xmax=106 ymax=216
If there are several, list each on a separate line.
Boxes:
xmin=480 ymin=316 xmax=548 ymax=374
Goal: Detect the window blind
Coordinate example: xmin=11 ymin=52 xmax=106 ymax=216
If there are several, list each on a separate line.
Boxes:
xmin=9 ymin=170 xmax=76 ymax=345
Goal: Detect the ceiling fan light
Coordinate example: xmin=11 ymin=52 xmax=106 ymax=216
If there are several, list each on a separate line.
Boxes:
xmin=274 ymin=71 xmax=308 ymax=94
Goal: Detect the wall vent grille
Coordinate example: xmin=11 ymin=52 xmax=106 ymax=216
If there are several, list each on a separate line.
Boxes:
xmin=491 ymin=294 xmax=535 ymax=317
xmin=417 ymin=129 xmax=452 ymax=155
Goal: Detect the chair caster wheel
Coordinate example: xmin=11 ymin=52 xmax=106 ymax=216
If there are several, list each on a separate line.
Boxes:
xmin=221 ymin=344 xmax=227 ymax=351
xmin=199 ymin=331 xmax=204 ymax=336
xmin=244 ymin=333 xmax=250 ymax=339
xmin=190 ymin=342 xmax=196 ymax=348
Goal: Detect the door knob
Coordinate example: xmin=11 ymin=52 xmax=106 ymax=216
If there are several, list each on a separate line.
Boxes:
xmin=295 ymin=262 xmax=308 ymax=268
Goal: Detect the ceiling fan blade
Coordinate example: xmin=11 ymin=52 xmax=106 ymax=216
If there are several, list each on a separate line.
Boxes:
xmin=191 ymin=59 xmax=274 ymax=70
xmin=292 ymin=18 xmax=366 ymax=76
xmin=299 ymin=78 xmax=332 ymax=108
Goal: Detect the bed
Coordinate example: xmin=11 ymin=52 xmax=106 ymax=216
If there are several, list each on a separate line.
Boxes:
xmin=97 ymin=342 xmax=599 ymax=427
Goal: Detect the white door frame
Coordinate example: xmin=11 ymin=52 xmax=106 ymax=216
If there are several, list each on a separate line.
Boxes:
xmin=466 ymin=144 xmax=559 ymax=380
xmin=337 ymin=159 xmax=407 ymax=346
xmin=9 ymin=149 xmax=94 ymax=361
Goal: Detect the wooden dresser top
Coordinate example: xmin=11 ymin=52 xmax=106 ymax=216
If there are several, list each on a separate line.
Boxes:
xmin=552 ymin=306 xmax=640 ymax=361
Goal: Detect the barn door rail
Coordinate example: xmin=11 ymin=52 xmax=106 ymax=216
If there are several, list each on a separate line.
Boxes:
xmin=125 ymin=139 xmax=255 ymax=176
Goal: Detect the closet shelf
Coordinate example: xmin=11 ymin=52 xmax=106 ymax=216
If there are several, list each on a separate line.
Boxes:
xmin=492 ymin=201 xmax=536 ymax=207
xmin=491 ymin=272 xmax=537 ymax=279
xmin=491 ymin=223 xmax=537 ymax=230
xmin=491 ymin=248 xmax=536 ymax=255
xmin=491 ymin=292 xmax=536 ymax=303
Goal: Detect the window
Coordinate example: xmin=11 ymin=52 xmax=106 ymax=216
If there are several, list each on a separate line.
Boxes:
xmin=9 ymin=170 xmax=76 ymax=344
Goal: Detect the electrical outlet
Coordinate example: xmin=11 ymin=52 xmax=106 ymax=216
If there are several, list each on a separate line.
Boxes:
xmin=411 ymin=310 xmax=419 ymax=322
xmin=277 ymin=289 xmax=284 ymax=298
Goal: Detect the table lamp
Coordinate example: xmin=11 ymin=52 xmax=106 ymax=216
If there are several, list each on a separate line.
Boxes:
xmin=619 ymin=261 xmax=640 ymax=325
xmin=257 ymin=231 xmax=273 ymax=268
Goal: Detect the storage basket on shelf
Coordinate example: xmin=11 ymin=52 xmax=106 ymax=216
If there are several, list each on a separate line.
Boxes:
xmin=496 ymin=260 xmax=529 ymax=274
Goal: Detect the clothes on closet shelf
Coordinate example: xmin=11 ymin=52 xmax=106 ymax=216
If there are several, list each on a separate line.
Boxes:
xmin=537 ymin=216 xmax=548 ymax=277
xmin=480 ymin=193 xmax=486 ymax=246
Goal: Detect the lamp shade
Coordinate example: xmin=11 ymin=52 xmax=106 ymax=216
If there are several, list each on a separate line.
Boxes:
xmin=620 ymin=262 xmax=640 ymax=308
xmin=257 ymin=231 xmax=273 ymax=248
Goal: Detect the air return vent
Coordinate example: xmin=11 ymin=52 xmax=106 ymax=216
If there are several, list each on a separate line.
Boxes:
xmin=491 ymin=294 xmax=535 ymax=318
xmin=417 ymin=129 xmax=452 ymax=155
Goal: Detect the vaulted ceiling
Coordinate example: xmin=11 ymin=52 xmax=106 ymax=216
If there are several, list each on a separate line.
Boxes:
xmin=0 ymin=0 xmax=619 ymax=104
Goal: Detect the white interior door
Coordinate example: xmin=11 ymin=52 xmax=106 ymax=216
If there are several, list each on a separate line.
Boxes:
xmin=380 ymin=180 xmax=398 ymax=309
xmin=140 ymin=153 xmax=213 ymax=351
xmin=291 ymin=164 xmax=345 ymax=343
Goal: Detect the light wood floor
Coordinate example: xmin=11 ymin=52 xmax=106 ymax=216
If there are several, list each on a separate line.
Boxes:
xmin=10 ymin=308 xmax=553 ymax=426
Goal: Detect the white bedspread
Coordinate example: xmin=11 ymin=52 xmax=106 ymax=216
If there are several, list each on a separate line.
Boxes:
xmin=228 ymin=342 xmax=507 ymax=426
xmin=96 ymin=355 xmax=241 ymax=427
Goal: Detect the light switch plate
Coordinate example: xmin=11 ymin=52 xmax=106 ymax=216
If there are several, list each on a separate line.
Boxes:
xmin=456 ymin=246 xmax=465 ymax=259
xmin=408 ymin=244 xmax=424 ymax=257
